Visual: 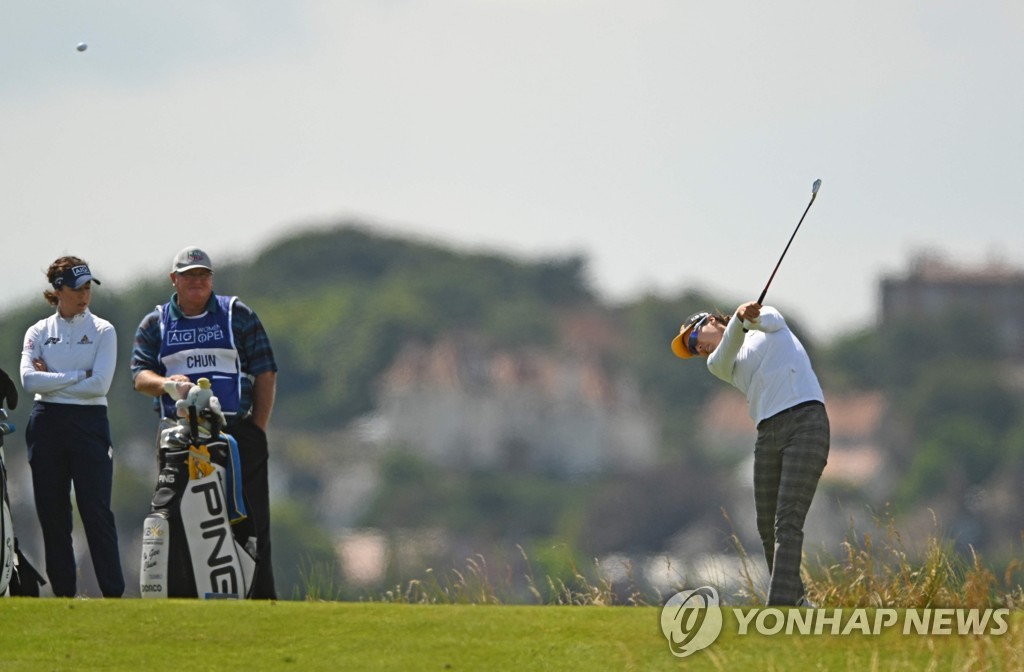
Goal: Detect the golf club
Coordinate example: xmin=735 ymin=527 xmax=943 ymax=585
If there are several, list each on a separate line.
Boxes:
xmin=756 ymin=179 xmax=822 ymax=305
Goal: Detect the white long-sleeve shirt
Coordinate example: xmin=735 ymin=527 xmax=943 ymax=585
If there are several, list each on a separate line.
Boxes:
xmin=706 ymin=306 xmax=824 ymax=425
xmin=20 ymin=308 xmax=117 ymax=406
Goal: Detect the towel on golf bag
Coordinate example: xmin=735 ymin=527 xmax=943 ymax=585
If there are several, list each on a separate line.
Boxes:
xmin=139 ymin=422 xmax=256 ymax=599
xmin=5 ymin=538 xmax=46 ymax=597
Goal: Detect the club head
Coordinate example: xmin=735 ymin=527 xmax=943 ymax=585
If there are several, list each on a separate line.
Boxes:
xmin=812 ymin=179 xmax=822 ymax=195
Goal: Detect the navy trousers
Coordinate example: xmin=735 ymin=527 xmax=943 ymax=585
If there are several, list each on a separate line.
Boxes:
xmin=226 ymin=417 xmax=276 ymax=600
xmin=26 ymin=402 xmax=125 ymax=598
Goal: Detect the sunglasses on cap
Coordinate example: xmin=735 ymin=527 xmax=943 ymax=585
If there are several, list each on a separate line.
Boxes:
xmin=687 ymin=314 xmax=710 ymax=355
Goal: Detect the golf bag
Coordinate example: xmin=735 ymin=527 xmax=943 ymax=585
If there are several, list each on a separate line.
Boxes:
xmin=1 ymin=369 xmax=47 ymax=597
xmin=0 ymin=442 xmax=45 ymax=597
xmin=139 ymin=385 xmax=257 ymax=599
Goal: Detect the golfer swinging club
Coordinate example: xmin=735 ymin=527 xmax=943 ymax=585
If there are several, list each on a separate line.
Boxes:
xmin=672 ymin=301 xmax=829 ymax=606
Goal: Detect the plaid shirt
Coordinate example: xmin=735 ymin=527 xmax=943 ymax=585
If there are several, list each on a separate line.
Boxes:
xmin=131 ymin=292 xmax=277 ymax=418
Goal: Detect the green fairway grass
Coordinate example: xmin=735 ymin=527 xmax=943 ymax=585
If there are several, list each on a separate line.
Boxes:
xmin=0 ymin=601 xmax=1021 ymax=671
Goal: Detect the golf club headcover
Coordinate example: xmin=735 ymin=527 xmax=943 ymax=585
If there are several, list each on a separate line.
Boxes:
xmin=176 ymin=379 xmax=223 ymax=423
xmin=164 ymin=378 xmax=226 ymax=432
xmin=0 ymin=367 xmax=17 ymax=410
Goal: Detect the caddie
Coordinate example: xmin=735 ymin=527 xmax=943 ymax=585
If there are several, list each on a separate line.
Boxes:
xmin=130 ymin=246 xmax=279 ymax=599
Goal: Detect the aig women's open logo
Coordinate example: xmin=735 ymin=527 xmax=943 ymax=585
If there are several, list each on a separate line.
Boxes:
xmin=660 ymin=586 xmax=723 ymax=657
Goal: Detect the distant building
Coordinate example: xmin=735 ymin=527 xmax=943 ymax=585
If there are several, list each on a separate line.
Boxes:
xmin=880 ymin=253 xmax=1024 ymax=358
xmin=373 ymin=334 xmax=657 ymax=476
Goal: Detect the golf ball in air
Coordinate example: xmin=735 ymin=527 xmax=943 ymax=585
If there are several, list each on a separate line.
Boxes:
xmin=76 ymin=42 xmax=88 ymax=52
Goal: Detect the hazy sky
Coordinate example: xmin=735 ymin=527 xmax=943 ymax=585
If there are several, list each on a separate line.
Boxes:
xmin=3 ymin=1 xmax=1022 ymax=341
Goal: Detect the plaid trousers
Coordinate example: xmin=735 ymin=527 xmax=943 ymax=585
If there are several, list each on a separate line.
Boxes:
xmin=753 ymin=401 xmax=829 ymax=606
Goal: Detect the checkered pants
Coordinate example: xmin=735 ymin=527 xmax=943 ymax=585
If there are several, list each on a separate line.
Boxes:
xmin=754 ymin=402 xmax=829 ymax=606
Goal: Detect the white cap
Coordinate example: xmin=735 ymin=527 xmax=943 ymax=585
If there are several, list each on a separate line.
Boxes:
xmin=171 ymin=246 xmax=214 ymax=273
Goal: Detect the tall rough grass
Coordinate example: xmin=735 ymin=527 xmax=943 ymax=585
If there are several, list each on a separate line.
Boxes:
xmin=302 ymin=512 xmax=1024 ymax=607
xmin=802 ymin=509 xmax=1024 ymax=609
xmin=296 ymin=557 xmax=347 ymax=601
xmin=371 ymin=547 xmax=642 ymax=606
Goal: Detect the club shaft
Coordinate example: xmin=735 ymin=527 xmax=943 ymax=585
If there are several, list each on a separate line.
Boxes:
xmin=757 ymin=191 xmax=818 ymax=305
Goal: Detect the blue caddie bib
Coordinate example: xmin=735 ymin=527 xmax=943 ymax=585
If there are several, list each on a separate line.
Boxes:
xmin=157 ymin=295 xmax=242 ymax=418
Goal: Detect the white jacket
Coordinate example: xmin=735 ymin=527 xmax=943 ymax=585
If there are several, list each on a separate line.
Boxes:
xmin=706 ymin=306 xmax=824 ymax=425
xmin=20 ymin=309 xmax=116 ymax=406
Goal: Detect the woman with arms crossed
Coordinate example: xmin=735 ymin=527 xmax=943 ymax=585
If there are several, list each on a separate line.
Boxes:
xmin=20 ymin=256 xmax=124 ymax=597
xmin=672 ymin=301 xmax=829 ymax=606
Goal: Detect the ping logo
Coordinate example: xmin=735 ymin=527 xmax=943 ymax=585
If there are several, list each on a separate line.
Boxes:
xmin=192 ymin=479 xmax=241 ymax=596
xmin=660 ymin=586 xmax=723 ymax=658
